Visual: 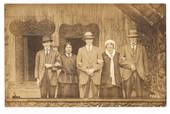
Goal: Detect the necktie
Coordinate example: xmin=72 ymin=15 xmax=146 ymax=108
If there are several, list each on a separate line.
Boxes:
xmin=45 ymin=50 xmax=49 ymax=63
xmin=45 ymin=50 xmax=48 ymax=63
xmin=132 ymin=45 xmax=136 ymax=56
xmin=45 ymin=50 xmax=49 ymax=55
xmin=88 ymin=45 xmax=91 ymax=52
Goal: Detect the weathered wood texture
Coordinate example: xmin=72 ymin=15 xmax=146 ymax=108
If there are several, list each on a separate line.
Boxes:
xmin=5 ymin=98 xmax=166 ymax=107
xmin=5 ymin=4 xmax=166 ymax=102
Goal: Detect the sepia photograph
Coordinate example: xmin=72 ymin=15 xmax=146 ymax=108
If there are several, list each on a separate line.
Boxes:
xmin=4 ymin=3 xmax=166 ymax=107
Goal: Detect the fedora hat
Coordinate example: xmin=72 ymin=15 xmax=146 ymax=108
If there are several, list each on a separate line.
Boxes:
xmin=42 ymin=35 xmax=53 ymax=43
xmin=83 ymin=31 xmax=95 ymax=39
xmin=127 ymin=29 xmax=140 ymax=38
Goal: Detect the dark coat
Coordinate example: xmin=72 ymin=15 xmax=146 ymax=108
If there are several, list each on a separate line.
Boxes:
xmin=57 ymin=54 xmax=78 ymax=84
xmin=100 ymin=51 xmax=122 ymax=88
xmin=34 ymin=49 xmax=59 ymax=86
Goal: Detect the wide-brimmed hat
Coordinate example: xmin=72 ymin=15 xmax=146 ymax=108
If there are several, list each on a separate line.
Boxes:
xmin=83 ymin=31 xmax=95 ymax=39
xmin=42 ymin=35 xmax=53 ymax=43
xmin=127 ymin=29 xmax=140 ymax=38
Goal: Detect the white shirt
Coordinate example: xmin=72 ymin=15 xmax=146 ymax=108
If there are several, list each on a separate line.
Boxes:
xmin=130 ymin=43 xmax=137 ymax=50
xmin=65 ymin=53 xmax=72 ymax=57
xmin=45 ymin=47 xmax=50 ymax=55
xmin=86 ymin=45 xmax=93 ymax=52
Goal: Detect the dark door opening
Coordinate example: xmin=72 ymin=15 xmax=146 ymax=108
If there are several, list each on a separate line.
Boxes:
xmin=27 ymin=35 xmax=43 ymax=81
xmin=59 ymin=23 xmax=99 ymax=55
xmin=66 ymin=38 xmax=86 ymax=55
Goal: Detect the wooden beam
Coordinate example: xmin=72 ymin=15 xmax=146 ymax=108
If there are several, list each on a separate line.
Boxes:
xmin=115 ymin=4 xmax=153 ymax=35
xmin=147 ymin=4 xmax=163 ymax=18
xmin=149 ymin=4 xmax=166 ymax=18
xmin=132 ymin=4 xmax=162 ymax=26
xmin=129 ymin=5 xmax=154 ymax=26
xmin=6 ymin=98 xmax=166 ymax=107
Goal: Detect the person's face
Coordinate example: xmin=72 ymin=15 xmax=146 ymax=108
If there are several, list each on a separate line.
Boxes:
xmin=65 ymin=44 xmax=72 ymax=54
xmin=106 ymin=43 xmax=114 ymax=53
xmin=85 ymin=39 xmax=93 ymax=45
xmin=53 ymin=47 xmax=58 ymax=51
xmin=42 ymin=42 xmax=51 ymax=49
xmin=129 ymin=38 xmax=137 ymax=45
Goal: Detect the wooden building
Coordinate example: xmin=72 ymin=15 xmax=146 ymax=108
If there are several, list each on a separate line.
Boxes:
xmin=5 ymin=4 xmax=166 ymax=99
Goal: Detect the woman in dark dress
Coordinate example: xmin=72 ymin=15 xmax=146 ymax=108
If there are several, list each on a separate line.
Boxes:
xmin=56 ymin=42 xmax=79 ymax=98
xmin=100 ymin=40 xmax=123 ymax=99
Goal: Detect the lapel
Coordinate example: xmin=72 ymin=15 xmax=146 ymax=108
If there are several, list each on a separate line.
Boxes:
xmin=127 ymin=44 xmax=133 ymax=57
xmin=84 ymin=46 xmax=92 ymax=58
xmin=136 ymin=45 xmax=141 ymax=60
xmin=44 ymin=49 xmax=53 ymax=63
xmin=127 ymin=44 xmax=140 ymax=58
xmin=65 ymin=53 xmax=75 ymax=65
xmin=49 ymin=50 xmax=54 ymax=63
xmin=106 ymin=52 xmax=118 ymax=64
xmin=41 ymin=50 xmax=46 ymax=63
xmin=83 ymin=46 xmax=94 ymax=66
xmin=132 ymin=44 xmax=141 ymax=62
xmin=89 ymin=46 xmax=96 ymax=59
xmin=91 ymin=46 xmax=94 ymax=53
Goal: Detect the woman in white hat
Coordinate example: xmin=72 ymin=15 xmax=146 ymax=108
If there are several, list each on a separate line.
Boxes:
xmin=99 ymin=40 xmax=123 ymax=99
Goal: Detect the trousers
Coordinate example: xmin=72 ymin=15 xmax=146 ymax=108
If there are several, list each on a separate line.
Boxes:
xmin=40 ymin=73 xmax=56 ymax=98
xmin=79 ymin=78 xmax=99 ymax=98
xmin=123 ymin=71 xmax=145 ymax=98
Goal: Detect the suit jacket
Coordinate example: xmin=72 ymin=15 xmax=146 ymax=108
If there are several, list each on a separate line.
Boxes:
xmin=120 ymin=44 xmax=149 ymax=81
xmin=101 ymin=51 xmax=122 ymax=87
xmin=34 ymin=49 xmax=59 ymax=86
xmin=77 ymin=46 xmax=103 ymax=85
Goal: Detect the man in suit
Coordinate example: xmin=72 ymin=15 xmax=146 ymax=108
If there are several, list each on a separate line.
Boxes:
xmin=34 ymin=36 xmax=59 ymax=98
xmin=77 ymin=32 xmax=103 ymax=99
xmin=120 ymin=29 xmax=149 ymax=98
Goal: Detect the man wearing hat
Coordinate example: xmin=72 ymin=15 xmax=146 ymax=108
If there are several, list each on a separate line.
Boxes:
xmin=120 ymin=29 xmax=149 ymax=98
xmin=77 ymin=32 xmax=103 ymax=98
xmin=34 ymin=36 xmax=59 ymax=98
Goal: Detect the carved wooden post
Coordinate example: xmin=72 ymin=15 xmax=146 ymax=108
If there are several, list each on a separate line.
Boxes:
xmin=15 ymin=36 xmax=24 ymax=82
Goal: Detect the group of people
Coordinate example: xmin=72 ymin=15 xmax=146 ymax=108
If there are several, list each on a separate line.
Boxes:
xmin=34 ymin=29 xmax=149 ymax=99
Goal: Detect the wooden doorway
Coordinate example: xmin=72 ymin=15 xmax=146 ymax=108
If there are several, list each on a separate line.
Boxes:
xmin=24 ymin=35 xmax=43 ymax=81
xmin=66 ymin=38 xmax=85 ymax=55
xmin=9 ymin=19 xmax=55 ymax=82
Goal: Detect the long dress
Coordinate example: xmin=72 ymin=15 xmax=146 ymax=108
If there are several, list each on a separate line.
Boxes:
xmin=57 ymin=53 xmax=79 ymax=98
xmin=100 ymin=51 xmax=123 ymax=99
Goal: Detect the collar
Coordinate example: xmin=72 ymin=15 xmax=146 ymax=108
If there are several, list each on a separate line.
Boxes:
xmin=130 ymin=43 xmax=137 ymax=49
xmin=130 ymin=43 xmax=137 ymax=46
xmin=86 ymin=45 xmax=93 ymax=48
xmin=86 ymin=45 xmax=93 ymax=51
xmin=105 ymin=49 xmax=115 ymax=58
xmin=44 ymin=48 xmax=50 ymax=54
xmin=65 ymin=53 xmax=72 ymax=57
xmin=45 ymin=47 xmax=50 ymax=50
